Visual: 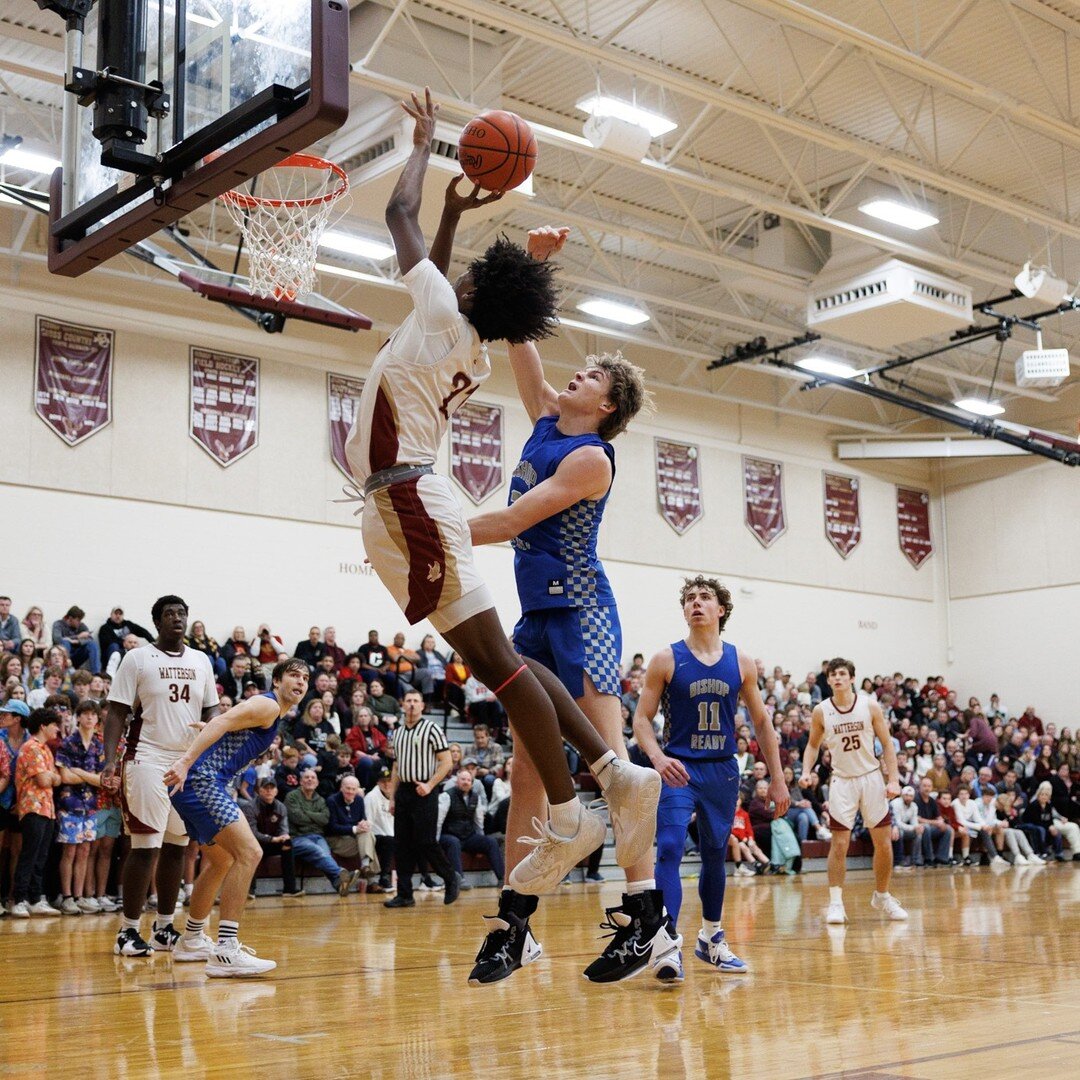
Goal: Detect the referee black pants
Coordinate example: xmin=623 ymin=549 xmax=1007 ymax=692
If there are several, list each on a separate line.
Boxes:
xmin=394 ymin=784 xmax=455 ymax=899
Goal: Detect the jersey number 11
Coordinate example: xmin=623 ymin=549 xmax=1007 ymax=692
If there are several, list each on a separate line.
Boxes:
xmin=697 ymin=701 xmax=722 ymax=731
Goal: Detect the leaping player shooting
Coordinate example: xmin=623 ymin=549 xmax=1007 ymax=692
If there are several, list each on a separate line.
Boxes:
xmin=800 ymin=657 xmax=908 ymax=925
xmin=343 ymin=88 xmax=659 ymax=914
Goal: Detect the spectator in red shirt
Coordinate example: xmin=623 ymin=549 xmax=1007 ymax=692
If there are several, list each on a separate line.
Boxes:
xmin=728 ymin=790 xmax=770 ymax=875
xmin=9 ymin=708 xmax=62 ymax=917
xmin=1020 ymin=706 xmax=1044 ymax=737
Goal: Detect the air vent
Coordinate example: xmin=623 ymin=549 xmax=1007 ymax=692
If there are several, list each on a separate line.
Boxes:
xmin=807 ymin=258 xmax=972 ymax=348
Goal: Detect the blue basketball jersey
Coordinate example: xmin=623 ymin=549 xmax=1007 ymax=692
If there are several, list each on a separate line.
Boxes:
xmin=510 ymin=414 xmax=616 ymax=613
xmin=662 ymin=640 xmax=741 ymax=760
xmin=191 ymin=691 xmax=280 ymax=783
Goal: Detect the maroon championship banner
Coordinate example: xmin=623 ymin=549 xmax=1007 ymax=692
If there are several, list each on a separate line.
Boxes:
xmin=34 ymin=316 xmax=113 ymax=446
xmin=742 ymin=455 xmax=786 ymax=548
xmin=451 ymin=402 xmax=504 ymax=503
xmin=189 ymin=348 xmax=259 ymax=467
xmin=823 ymin=472 xmax=862 ymax=559
xmin=327 ymin=372 xmax=365 ymax=478
xmin=897 ymin=486 xmax=933 ymax=568
xmin=655 ymin=438 xmax=703 ymax=534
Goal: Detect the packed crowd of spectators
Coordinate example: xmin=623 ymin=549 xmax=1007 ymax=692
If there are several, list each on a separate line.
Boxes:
xmin=1 ymin=594 xmax=1077 ymax=918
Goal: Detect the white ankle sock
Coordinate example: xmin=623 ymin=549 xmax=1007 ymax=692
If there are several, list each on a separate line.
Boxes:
xmin=589 ymin=750 xmax=618 ymax=791
xmin=549 ymin=798 xmax=581 ymax=838
xmin=184 ymin=916 xmax=207 ymax=939
xmin=830 ymin=886 xmax=843 ymax=904
xmin=121 ymin=915 xmax=141 ymax=932
xmin=702 ymin=919 xmax=722 ymax=939
xmin=626 ymin=878 xmax=655 ymax=894
xmin=217 ymin=919 xmax=239 ymax=947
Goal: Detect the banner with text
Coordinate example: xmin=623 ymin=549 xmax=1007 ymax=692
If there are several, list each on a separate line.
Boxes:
xmin=451 ymin=402 xmax=504 ymax=503
xmin=743 ymin=455 xmax=786 ymax=548
xmin=34 ymin=316 xmax=113 ymax=446
xmin=897 ymin=487 xmax=933 ymax=568
xmin=327 ymin=372 xmax=366 ymax=478
xmin=190 ymin=348 xmax=259 ymax=467
xmin=823 ymin=472 xmax=862 ymax=558
xmin=655 ymin=438 xmax=703 ymax=534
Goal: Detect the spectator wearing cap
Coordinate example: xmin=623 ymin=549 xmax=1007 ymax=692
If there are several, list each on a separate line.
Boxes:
xmin=326 ymin=775 xmax=380 ymax=890
xmin=890 ymin=785 xmax=925 ymax=867
xmin=96 ymin=607 xmax=152 ymax=669
xmin=9 ymin=708 xmax=63 ymax=917
xmin=51 ymin=607 xmax=100 ymax=674
xmin=437 ymin=769 xmax=503 ymax=888
xmin=0 ymin=699 xmax=32 ymax=890
xmin=364 ymin=766 xmax=396 ymax=892
xmin=243 ymin=777 xmax=303 ymax=897
xmin=913 ymin=776 xmax=954 ymax=866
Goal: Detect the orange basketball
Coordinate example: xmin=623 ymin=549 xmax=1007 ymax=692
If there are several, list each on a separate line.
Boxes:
xmin=458 ymin=110 xmax=537 ymax=193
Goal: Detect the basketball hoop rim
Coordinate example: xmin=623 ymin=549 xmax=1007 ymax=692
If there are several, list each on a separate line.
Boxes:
xmin=219 ymin=152 xmax=349 ymax=210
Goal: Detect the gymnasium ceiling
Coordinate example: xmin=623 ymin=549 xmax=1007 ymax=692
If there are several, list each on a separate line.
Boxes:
xmin=1 ymin=0 xmax=1080 ymax=445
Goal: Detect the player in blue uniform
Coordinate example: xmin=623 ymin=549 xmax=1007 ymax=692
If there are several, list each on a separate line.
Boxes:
xmin=468 ymin=227 xmax=666 ymax=984
xmin=634 ymin=577 xmax=788 ymax=982
xmin=163 ymin=657 xmax=309 ymax=977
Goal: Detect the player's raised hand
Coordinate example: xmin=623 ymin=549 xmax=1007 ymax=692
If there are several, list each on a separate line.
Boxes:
xmin=769 ymin=777 xmax=791 ymax=817
xmin=527 ymin=226 xmax=570 ymax=261
xmin=651 ymin=752 xmax=691 ymax=788
xmin=444 ymin=173 xmax=504 ymax=214
xmin=401 ymin=86 xmax=439 ymax=147
xmin=163 ymin=759 xmax=190 ymax=795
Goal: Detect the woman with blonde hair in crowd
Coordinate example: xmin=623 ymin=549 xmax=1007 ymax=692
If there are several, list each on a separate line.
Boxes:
xmin=20 ymin=607 xmax=48 ymax=657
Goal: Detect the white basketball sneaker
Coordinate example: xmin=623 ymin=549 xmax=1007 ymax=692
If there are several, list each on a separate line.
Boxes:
xmin=174 ymin=932 xmax=217 ymax=962
xmin=870 ymin=892 xmax=908 ymax=921
xmin=508 ymin=812 xmax=606 ymax=895
xmin=205 ymin=939 xmax=277 ymax=978
xmin=598 ymin=759 xmax=662 ymax=868
xmin=825 ymin=901 xmax=848 ymax=924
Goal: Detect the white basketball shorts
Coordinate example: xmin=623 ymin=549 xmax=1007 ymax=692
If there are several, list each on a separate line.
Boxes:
xmin=120 ymin=759 xmax=189 ymax=849
xmin=828 ymin=770 xmax=891 ymax=831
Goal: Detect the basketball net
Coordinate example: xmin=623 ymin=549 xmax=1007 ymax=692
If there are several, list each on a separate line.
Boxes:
xmin=219 ymin=153 xmax=349 ymax=301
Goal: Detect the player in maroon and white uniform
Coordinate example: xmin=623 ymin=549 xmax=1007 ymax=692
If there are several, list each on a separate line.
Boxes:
xmin=102 ymin=595 xmax=219 ymax=957
xmin=344 ymin=88 xmax=659 ymax=917
xmin=801 ymin=657 xmax=907 ymax=925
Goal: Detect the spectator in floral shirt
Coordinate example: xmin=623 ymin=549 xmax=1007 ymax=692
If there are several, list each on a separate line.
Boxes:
xmin=10 ymin=707 xmax=62 ymax=917
xmin=55 ymin=700 xmax=105 ymax=914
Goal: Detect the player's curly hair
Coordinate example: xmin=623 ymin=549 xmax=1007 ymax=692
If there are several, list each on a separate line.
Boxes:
xmin=679 ymin=575 xmax=733 ymax=631
xmin=468 ymin=235 xmax=560 ymax=344
xmin=151 ymin=594 xmax=188 ymax=625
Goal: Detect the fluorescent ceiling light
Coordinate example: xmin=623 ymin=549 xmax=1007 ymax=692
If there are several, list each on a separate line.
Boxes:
xmin=319 ymin=231 xmax=394 ymax=261
xmin=0 ymin=147 xmax=61 ymax=174
xmin=796 ymin=355 xmax=858 ymax=378
xmin=575 ymin=95 xmax=676 ymax=138
xmin=314 ymin=262 xmax=390 ymax=286
xmin=576 ymin=298 xmax=650 ymax=325
xmin=859 ymin=198 xmax=938 ymax=231
xmin=954 ymin=397 xmax=1005 ymax=417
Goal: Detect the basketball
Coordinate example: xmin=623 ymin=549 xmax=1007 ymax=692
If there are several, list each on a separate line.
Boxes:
xmin=457 ymin=110 xmax=537 ymax=192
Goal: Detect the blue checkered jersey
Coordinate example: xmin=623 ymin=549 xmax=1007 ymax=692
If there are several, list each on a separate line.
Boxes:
xmin=191 ymin=692 xmax=280 ymax=783
xmin=661 ymin=640 xmax=741 ymax=761
xmin=510 ymin=415 xmax=616 ymax=612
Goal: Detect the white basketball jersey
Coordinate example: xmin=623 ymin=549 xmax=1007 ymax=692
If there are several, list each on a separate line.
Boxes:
xmin=108 ymin=645 xmax=219 ymax=767
xmin=345 ymin=259 xmax=491 ymax=485
xmin=821 ymin=692 xmax=879 ymax=778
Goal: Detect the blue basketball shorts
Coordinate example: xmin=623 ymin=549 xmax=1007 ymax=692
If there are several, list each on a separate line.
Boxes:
xmin=171 ymin=772 xmax=242 ymax=846
xmin=513 ymin=604 xmax=622 ymax=699
xmin=656 ymin=757 xmax=740 ymax=850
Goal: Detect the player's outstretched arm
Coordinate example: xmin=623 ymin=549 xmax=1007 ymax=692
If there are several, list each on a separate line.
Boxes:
xmin=870 ymin=701 xmax=901 ymax=798
xmin=633 ymin=648 xmax=689 ymax=788
xmin=737 ymin=648 xmax=790 ymax=817
xmin=469 ymin=445 xmax=611 ymax=545
xmin=429 ymin=174 xmax=504 ymax=277
xmin=164 ymin=696 xmax=279 ymax=794
xmin=800 ymin=706 xmax=826 ymax=786
xmin=385 ymin=87 xmax=439 ymax=276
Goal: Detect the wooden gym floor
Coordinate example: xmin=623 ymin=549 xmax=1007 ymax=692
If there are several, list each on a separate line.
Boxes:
xmin=1 ymin=864 xmax=1077 ymax=1079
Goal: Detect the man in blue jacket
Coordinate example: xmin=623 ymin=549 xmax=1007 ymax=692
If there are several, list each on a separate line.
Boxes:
xmin=326 ymin=775 xmax=379 ymax=889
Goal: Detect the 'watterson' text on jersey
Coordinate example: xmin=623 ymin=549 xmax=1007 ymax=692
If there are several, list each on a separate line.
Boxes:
xmin=820 ymin=692 xmax=880 ymax=778
xmin=108 ymin=645 xmax=219 ymax=768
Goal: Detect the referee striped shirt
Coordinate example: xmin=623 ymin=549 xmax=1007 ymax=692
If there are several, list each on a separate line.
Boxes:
xmin=393 ymin=717 xmax=449 ymax=783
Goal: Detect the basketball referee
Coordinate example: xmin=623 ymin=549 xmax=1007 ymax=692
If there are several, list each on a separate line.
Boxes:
xmin=384 ymin=688 xmax=460 ymax=908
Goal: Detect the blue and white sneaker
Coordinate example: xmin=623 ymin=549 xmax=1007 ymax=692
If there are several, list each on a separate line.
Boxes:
xmin=653 ymin=948 xmax=684 ymax=985
xmin=694 ymin=930 xmax=748 ymax=973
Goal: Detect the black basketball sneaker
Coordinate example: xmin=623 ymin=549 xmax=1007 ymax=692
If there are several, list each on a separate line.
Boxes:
xmin=468 ymin=890 xmax=542 ymax=986
xmin=582 ymin=889 xmax=682 ymax=983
